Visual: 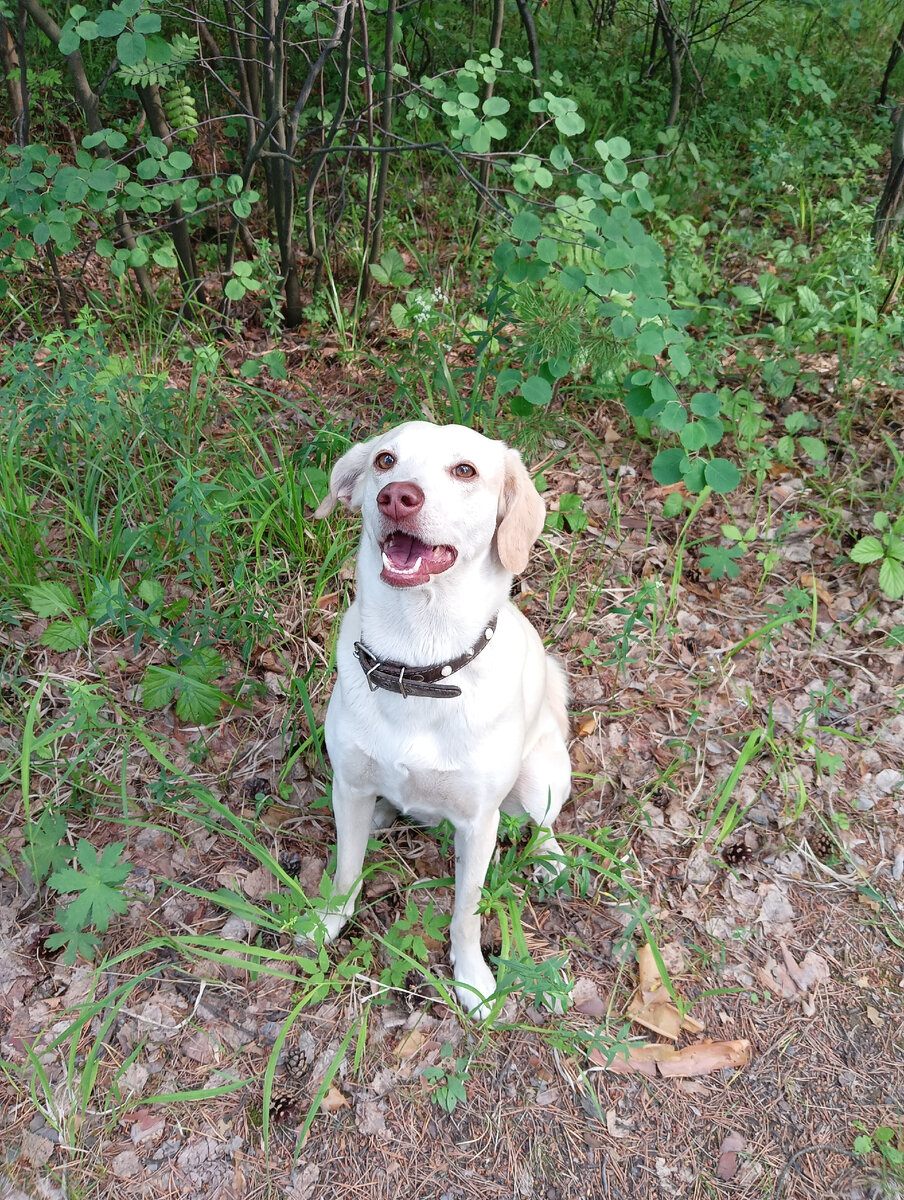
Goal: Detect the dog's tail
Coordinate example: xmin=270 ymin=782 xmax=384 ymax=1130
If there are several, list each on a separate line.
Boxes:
xmin=545 ymin=656 xmax=570 ymax=740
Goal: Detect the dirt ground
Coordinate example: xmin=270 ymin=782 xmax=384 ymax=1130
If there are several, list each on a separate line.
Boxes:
xmin=1 ymin=352 xmax=903 ymax=1200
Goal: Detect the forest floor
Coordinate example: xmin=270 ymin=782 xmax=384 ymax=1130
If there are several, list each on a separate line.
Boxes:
xmin=1 ymin=326 xmax=903 ymax=1200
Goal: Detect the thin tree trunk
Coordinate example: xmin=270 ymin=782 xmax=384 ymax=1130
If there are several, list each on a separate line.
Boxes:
xmin=361 ymin=0 xmax=397 ymax=304
xmin=513 ymin=0 xmax=541 ymax=97
xmin=0 ymin=14 xmax=24 ymax=137
xmin=878 ymin=10 xmax=904 ymax=108
xmin=136 ymin=82 xmax=207 ymax=313
xmin=874 ymin=105 xmax=904 ymax=255
xmin=656 ymin=0 xmax=682 ymax=129
xmin=19 ymin=0 xmax=154 ymax=300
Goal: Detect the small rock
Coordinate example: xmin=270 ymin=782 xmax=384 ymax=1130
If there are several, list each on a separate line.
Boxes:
xmin=875 ymin=768 xmax=903 ymax=795
xmin=112 ymin=1149 xmax=142 ymax=1179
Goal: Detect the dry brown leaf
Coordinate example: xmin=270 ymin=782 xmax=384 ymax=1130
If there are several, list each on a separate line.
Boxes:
xmin=605 ymin=1109 xmax=636 ymax=1138
xmin=591 ymin=1039 xmax=751 ymax=1079
xmin=573 ymin=976 xmax=606 ymax=1018
xmin=627 ymin=996 xmax=684 ymax=1039
xmin=260 ymin=803 xmax=299 ymax=830
xmin=799 ymin=573 xmax=832 ymax=606
xmin=320 ymin=1085 xmax=349 ymax=1112
xmin=394 ymin=1029 xmax=427 ymax=1060
xmin=656 ymin=1039 xmax=751 ymax=1078
xmin=242 ymin=865 xmax=277 ymax=900
xmin=574 ymin=714 xmax=596 ymax=737
xmin=717 ymin=1131 xmax=746 ymax=1180
xmin=628 ymin=944 xmax=705 ymax=1039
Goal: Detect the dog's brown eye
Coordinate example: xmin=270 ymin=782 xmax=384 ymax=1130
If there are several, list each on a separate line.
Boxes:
xmin=452 ymin=462 xmax=476 ymax=479
xmin=374 ymin=452 xmax=396 ymax=471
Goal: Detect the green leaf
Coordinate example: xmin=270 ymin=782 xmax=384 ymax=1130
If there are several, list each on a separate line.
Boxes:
xmin=850 ymin=536 xmax=884 ymax=565
xmin=41 ymin=617 xmax=89 ymax=651
xmin=624 ymin=385 xmax=653 ymax=417
xmin=468 ymin=125 xmax=491 ymax=154
xmin=23 ymin=809 xmax=71 ymax=884
xmin=495 ymin=369 xmax=522 ymax=396
xmin=520 ymin=376 xmax=552 ymax=406
xmin=138 ymin=578 xmax=165 ymax=608
xmin=536 ymin=237 xmax=559 ymax=264
xmin=483 ymin=96 xmax=509 ymax=117
xmin=23 ymin=582 xmax=77 ymax=618
xmin=679 ymin=422 xmax=707 ymax=452
xmin=44 ymin=926 xmax=100 ymax=965
xmin=554 ymin=111 xmax=585 ymax=137
xmin=658 ymin=401 xmax=687 ymax=432
xmin=96 ymin=8 xmax=128 ymax=36
xmin=511 ymin=211 xmax=542 ymax=241
xmin=681 ymin=459 xmax=706 ymax=492
xmin=493 ymin=240 xmax=516 ymax=272
xmin=636 ymin=324 xmax=666 ymax=356
xmin=117 ymin=30 xmax=146 ymax=65
xmin=667 ymin=343 xmax=691 ymax=377
xmin=558 ymin=265 xmax=586 ymax=292
xmin=698 ymin=416 xmax=724 ymax=446
xmin=182 ymin=646 xmax=226 ymax=682
xmin=49 ymin=839 xmax=132 ymax=935
xmin=798 ymin=436 xmax=827 ymax=461
xmin=651 ymin=448 xmax=685 ymax=486
xmin=704 ymin=458 xmax=740 ymax=494
xmin=604 ymin=158 xmax=628 ymax=184
xmin=878 ymin=557 xmax=904 ymax=600
xmin=690 ymin=392 xmax=720 ymax=417
xmin=174 ymin=675 xmax=224 ymax=723
xmin=608 ymin=136 xmax=631 ymax=159
xmin=141 ymin=665 xmax=178 ymax=709
xmin=549 ymin=144 xmax=572 ymax=170
xmin=853 ymin=1136 xmax=873 ymax=1157
xmin=662 ymin=491 xmax=685 ymax=517
xmin=168 ymin=150 xmax=193 ymax=172
xmin=699 ymin=543 xmax=744 ymax=581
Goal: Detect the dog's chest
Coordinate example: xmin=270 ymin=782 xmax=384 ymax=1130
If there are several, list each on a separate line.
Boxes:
xmin=329 ymin=690 xmax=522 ymax=823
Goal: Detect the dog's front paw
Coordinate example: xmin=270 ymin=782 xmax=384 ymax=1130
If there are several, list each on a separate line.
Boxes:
xmin=532 ymin=836 xmax=568 ymax=887
xmin=451 ymin=955 xmax=497 ymax=1020
xmin=293 ymin=907 xmax=349 ymax=946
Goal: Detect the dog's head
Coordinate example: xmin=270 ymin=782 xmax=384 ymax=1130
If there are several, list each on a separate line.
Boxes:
xmin=314 ymin=422 xmax=546 ymax=587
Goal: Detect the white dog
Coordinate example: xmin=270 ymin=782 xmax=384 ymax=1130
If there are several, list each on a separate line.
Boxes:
xmin=313 ymin=421 xmax=571 ymax=1014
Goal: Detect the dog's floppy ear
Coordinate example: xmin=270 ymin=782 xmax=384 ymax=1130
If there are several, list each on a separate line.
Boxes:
xmin=496 ymin=448 xmax=547 ymax=573
xmin=313 ymin=438 xmax=374 ymax=518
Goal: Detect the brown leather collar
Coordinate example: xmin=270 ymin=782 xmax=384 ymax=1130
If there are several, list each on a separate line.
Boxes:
xmin=353 ymin=614 xmax=499 ymax=699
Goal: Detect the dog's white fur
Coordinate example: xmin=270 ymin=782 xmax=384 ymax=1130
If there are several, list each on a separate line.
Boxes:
xmin=313 ymin=421 xmax=571 ymax=1014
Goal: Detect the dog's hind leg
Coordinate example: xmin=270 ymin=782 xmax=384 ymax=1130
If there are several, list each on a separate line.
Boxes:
xmin=507 ymin=725 xmax=571 ymax=881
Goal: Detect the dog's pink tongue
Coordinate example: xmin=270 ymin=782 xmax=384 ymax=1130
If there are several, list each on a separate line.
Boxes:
xmin=385 ymin=533 xmax=422 ymax=567
xmin=384 ymin=535 xmax=455 ymax=573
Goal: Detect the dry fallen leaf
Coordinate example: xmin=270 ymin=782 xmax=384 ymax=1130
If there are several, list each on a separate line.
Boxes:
xmin=799 ymin=573 xmax=832 ymax=606
xmin=394 ymin=1029 xmax=427 ymax=1060
xmin=319 ymin=1085 xmax=349 ymax=1113
xmin=627 ymin=944 xmax=705 ymax=1039
xmin=717 ymin=1131 xmax=746 ymax=1180
xmin=606 ymin=1108 xmax=636 ymax=1138
xmin=574 ymin=714 xmax=596 ymax=737
xmin=591 ymin=1039 xmax=751 ymax=1079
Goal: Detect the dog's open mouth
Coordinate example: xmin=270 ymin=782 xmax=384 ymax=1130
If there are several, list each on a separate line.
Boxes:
xmin=380 ymin=532 xmax=457 ymax=588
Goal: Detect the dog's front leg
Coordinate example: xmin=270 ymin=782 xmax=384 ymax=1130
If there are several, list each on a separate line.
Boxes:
xmin=449 ymin=810 xmax=500 ymax=1017
xmin=318 ymin=780 xmax=376 ymax=941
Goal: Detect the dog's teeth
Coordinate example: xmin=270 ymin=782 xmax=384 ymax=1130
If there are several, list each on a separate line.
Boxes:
xmin=382 ymin=552 xmax=424 ymax=575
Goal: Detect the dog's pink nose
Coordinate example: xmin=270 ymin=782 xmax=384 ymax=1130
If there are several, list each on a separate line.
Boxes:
xmin=377 ymin=481 xmax=424 ymax=522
